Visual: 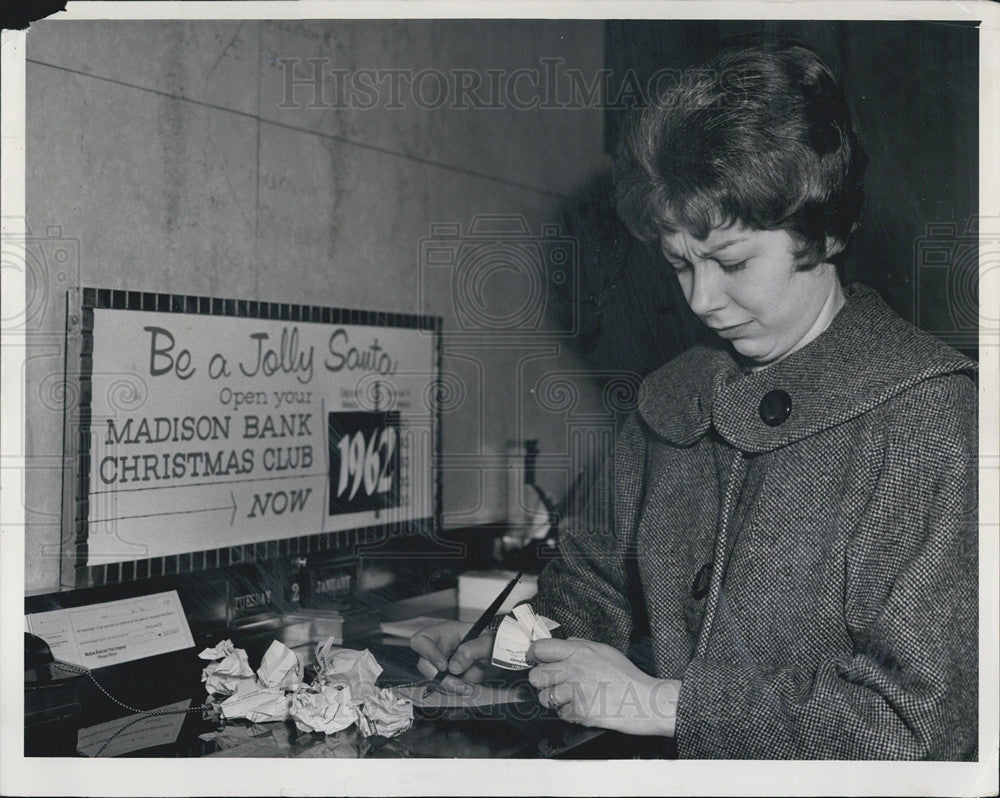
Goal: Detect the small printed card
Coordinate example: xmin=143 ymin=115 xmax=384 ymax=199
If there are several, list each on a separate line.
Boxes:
xmin=25 ymin=590 xmax=194 ymax=669
xmin=490 ymin=604 xmax=560 ymax=670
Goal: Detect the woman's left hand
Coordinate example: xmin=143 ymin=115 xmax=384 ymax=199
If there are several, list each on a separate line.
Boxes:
xmin=526 ymin=637 xmax=681 ymax=736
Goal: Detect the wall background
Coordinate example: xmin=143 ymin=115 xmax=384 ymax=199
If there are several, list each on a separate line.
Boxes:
xmin=23 ymin=19 xmax=979 ymax=594
xmin=24 ymin=20 xmax=613 ymax=592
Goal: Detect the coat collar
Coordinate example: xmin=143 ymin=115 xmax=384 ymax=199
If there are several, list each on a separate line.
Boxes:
xmin=637 ymin=284 xmax=977 ymax=453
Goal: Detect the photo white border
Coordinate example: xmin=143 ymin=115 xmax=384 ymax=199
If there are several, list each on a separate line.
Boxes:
xmin=2 ymin=2 xmax=997 ymax=795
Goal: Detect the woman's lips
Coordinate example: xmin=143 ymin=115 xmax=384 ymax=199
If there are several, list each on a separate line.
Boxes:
xmin=710 ymin=320 xmax=753 ymax=337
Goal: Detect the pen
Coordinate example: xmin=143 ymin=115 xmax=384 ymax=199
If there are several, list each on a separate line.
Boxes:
xmin=424 ymin=571 xmax=523 ymax=697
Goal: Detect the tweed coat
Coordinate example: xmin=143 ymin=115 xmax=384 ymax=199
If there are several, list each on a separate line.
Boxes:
xmin=531 ymin=284 xmax=978 ymax=759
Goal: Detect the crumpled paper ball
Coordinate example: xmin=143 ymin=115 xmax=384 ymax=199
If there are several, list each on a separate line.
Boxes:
xmin=357 ymin=686 xmax=413 ymax=738
xmin=257 ymin=640 xmax=302 ymax=691
xmin=219 ymin=681 xmax=290 ymax=723
xmin=198 ymin=640 xmax=414 ymax=741
xmin=200 ymin=640 xmax=255 ymax=696
xmin=289 ymin=683 xmax=361 ymax=735
xmin=199 ymin=640 xmax=236 ymax=660
xmin=314 ymin=640 xmax=382 ymax=692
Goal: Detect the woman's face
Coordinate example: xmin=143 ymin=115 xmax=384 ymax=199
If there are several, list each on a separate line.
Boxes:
xmin=659 ymin=222 xmax=842 ymax=368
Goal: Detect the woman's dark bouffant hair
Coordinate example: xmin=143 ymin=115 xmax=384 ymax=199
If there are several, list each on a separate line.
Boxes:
xmin=614 ymin=40 xmax=868 ymax=268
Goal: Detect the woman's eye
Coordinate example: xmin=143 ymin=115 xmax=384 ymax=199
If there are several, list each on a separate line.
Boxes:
xmin=665 ymin=258 xmax=690 ymax=273
xmin=719 ymin=259 xmax=748 ymax=272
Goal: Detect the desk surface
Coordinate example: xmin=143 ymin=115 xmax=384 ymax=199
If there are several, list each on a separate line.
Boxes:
xmin=25 ymin=619 xmax=675 ymax=759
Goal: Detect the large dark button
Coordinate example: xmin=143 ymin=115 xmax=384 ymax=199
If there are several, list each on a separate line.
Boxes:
xmin=759 ymin=389 xmax=792 ymax=427
xmin=691 ymin=562 xmax=713 ymax=599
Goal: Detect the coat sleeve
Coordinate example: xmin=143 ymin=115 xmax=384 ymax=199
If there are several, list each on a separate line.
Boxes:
xmin=675 ymin=374 xmax=979 ymax=759
xmin=530 ymin=414 xmax=648 ymax=652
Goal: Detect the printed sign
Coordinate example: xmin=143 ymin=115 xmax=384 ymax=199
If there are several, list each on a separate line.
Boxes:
xmin=71 ymin=291 xmax=439 ymax=567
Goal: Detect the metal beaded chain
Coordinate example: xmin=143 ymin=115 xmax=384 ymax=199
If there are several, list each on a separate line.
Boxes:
xmin=56 ymin=662 xmax=212 ymax=757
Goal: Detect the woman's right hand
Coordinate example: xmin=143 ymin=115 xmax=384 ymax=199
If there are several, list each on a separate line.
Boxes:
xmin=409 ymin=620 xmax=496 ymax=694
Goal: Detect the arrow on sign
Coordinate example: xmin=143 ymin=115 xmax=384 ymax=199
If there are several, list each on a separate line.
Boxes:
xmin=91 ymin=492 xmax=239 ymax=525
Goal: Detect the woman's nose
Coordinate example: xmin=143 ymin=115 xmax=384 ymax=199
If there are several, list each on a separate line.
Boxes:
xmin=684 ymin=263 xmax=726 ymax=317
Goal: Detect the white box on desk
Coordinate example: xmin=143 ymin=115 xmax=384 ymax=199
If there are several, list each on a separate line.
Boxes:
xmin=457 ymin=570 xmax=538 ymax=621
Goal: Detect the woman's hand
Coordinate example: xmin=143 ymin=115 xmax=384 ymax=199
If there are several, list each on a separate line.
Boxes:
xmin=409 ymin=620 xmax=498 ymax=695
xmin=527 ymin=637 xmax=681 ymax=736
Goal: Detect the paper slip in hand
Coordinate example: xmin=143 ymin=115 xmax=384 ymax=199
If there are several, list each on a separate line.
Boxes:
xmin=491 ymin=604 xmax=560 ymax=670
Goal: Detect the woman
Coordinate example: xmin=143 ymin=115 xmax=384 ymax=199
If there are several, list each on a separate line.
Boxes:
xmin=411 ymin=41 xmax=978 ymax=759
